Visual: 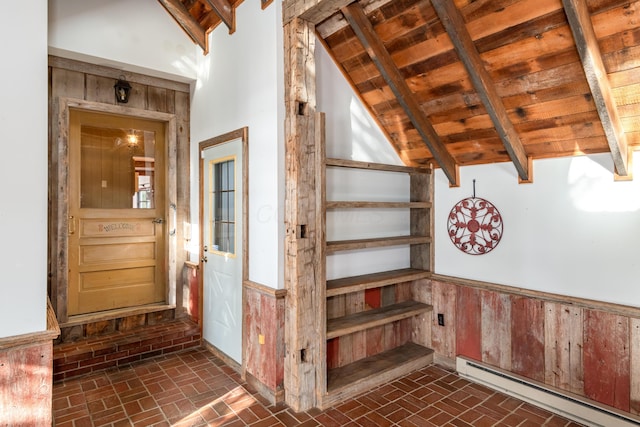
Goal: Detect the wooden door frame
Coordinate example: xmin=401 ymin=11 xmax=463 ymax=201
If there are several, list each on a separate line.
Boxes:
xmin=52 ymin=97 xmax=177 ymax=324
xmin=198 ymin=127 xmax=249 ymax=370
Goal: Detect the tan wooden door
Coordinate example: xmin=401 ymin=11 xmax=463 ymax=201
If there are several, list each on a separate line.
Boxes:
xmin=68 ymin=109 xmax=166 ymax=316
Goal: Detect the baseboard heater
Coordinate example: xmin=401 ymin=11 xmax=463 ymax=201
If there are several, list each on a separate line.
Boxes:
xmin=456 ymin=356 xmax=640 ymax=427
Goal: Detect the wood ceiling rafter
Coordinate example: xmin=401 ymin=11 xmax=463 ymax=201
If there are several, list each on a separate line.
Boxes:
xmin=431 ymin=0 xmax=530 ymax=182
xmin=204 ymin=0 xmax=235 ymax=33
xmin=342 ymin=2 xmax=460 ymax=186
xmin=284 ymin=0 xmax=354 ymax=25
xmin=562 ymin=0 xmax=629 ymax=176
xmin=158 ymin=0 xmax=274 ymax=54
xmin=158 ymin=0 xmax=209 ymax=53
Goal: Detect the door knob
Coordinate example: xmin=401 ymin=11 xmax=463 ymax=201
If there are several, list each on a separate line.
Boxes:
xmin=152 ymin=218 xmax=165 ymax=224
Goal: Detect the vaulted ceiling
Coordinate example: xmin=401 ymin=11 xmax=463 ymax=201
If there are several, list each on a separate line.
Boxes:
xmin=160 ymin=0 xmax=640 ymax=185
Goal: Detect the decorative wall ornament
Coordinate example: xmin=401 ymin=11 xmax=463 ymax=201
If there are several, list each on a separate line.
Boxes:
xmin=447 ymin=180 xmax=503 ymax=255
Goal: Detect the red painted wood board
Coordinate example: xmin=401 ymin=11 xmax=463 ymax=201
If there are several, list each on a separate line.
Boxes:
xmin=481 ymin=290 xmax=511 ymax=370
xmin=630 ymin=318 xmax=640 ymax=415
xmin=510 ymin=296 xmax=544 ymax=382
xmin=583 ymin=309 xmax=630 ymax=411
xmin=365 ymin=287 xmax=381 ymax=309
xmin=455 ymin=285 xmax=482 ymax=361
xmin=326 ymin=338 xmax=340 ymax=370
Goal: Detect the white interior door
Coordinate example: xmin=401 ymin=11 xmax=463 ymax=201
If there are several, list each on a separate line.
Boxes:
xmin=202 ymin=139 xmax=243 ymax=363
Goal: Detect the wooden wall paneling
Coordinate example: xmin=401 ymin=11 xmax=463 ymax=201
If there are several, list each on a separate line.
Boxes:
xmin=242 ymin=282 xmax=286 ymax=402
xmin=631 ymin=318 xmax=640 ymax=415
xmin=365 ymin=287 xmax=381 ymax=308
xmin=455 ymin=285 xmax=482 ymax=361
xmin=344 ymin=291 xmax=366 ymax=365
xmin=174 ymin=90 xmax=191 ymax=316
xmin=148 ymin=86 xmax=169 ymax=113
xmin=125 ymin=81 xmax=149 ymax=111
xmin=85 ymin=75 xmax=119 ymax=105
xmin=50 ymin=68 xmax=85 ymax=320
xmin=260 ymin=293 xmax=277 ymax=389
xmin=326 ymin=337 xmax=340 ymax=369
xmin=51 ymin=68 xmax=86 ymax=99
xmin=383 ymin=322 xmax=396 ymax=351
xmin=411 ymin=279 xmax=432 ymax=349
xmin=244 ymin=287 xmax=261 ymax=382
xmin=366 ymin=325 xmax=384 ymax=357
xmin=395 ymin=281 xmax=412 ymax=302
xmin=583 ymin=309 xmax=630 ymax=411
xmin=381 ymin=284 xmax=396 ymax=307
xmin=431 ymin=280 xmax=457 ymax=360
xmin=326 ymin=294 xmax=344 ymax=368
xmin=481 ymin=290 xmax=511 ymax=370
xmin=510 ymin=296 xmax=544 ymax=382
xmin=543 ymin=302 xmax=585 ymax=394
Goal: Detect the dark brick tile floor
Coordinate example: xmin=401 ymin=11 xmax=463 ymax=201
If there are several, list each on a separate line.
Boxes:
xmin=52 ymin=348 xmax=584 ymax=426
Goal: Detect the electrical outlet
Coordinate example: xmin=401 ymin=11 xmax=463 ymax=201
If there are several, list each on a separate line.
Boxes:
xmin=437 ymin=313 xmax=445 ymax=326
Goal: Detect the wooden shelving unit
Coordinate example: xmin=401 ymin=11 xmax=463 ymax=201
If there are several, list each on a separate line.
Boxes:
xmin=318 ymin=154 xmax=435 ymax=408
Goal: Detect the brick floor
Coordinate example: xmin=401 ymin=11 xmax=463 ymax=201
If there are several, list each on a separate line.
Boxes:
xmin=52 ymin=348 xmax=584 ymax=426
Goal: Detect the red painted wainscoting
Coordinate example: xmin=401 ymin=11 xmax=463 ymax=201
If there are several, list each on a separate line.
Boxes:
xmin=430 ymin=276 xmax=640 ymax=417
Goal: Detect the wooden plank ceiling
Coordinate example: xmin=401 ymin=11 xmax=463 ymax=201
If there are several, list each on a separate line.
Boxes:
xmin=161 ymin=0 xmax=640 ymax=185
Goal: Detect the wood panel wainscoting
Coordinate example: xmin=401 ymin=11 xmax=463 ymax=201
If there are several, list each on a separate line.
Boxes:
xmin=429 ymin=273 xmax=640 ymax=419
xmin=243 ymin=280 xmax=287 ymax=405
xmin=0 ymin=300 xmax=60 ymax=426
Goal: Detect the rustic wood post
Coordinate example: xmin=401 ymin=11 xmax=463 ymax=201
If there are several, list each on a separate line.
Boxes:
xmin=283 ymin=17 xmax=320 ymax=411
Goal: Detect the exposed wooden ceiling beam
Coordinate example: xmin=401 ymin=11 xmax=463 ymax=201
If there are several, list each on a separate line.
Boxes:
xmin=431 ymin=0 xmax=530 ymax=182
xmin=342 ymin=2 xmax=459 ymax=186
xmin=204 ymin=0 xmax=236 ymax=33
xmin=284 ymin=0 xmax=354 ymax=25
xmin=562 ymin=0 xmax=629 ymax=176
xmin=157 ymin=0 xmax=209 ymax=53
xmin=317 ymin=0 xmax=394 ymax=38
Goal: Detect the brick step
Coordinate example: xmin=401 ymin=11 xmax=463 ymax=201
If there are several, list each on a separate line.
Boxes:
xmin=53 ymin=318 xmax=201 ymax=382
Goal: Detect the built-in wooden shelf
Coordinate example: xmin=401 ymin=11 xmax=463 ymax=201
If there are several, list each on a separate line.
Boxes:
xmin=326 ymin=300 xmax=432 ymax=339
xmin=326 ymin=235 xmax=430 ymax=253
xmin=326 ymin=268 xmax=432 ymax=297
xmin=326 ymin=158 xmax=431 ymax=174
xmin=326 ymin=201 xmax=432 ymax=209
xmin=319 ymin=152 xmax=434 ymax=408
xmin=326 ymin=342 xmax=434 ymax=396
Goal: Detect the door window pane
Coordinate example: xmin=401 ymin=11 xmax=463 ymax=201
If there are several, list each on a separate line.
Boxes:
xmin=80 ymin=125 xmax=156 ymax=209
xmin=210 ymin=158 xmax=235 ymax=254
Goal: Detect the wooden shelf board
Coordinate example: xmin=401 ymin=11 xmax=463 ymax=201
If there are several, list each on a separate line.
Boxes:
xmin=326 ymin=268 xmax=431 ymax=297
xmin=326 ymin=201 xmax=432 ymax=209
xmin=327 ymin=300 xmax=432 ymax=339
xmin=326 ymin=235 xmax=430 ymax=253
xmin=326 ymin=158 xmax=431 ymax=174
xmin=324 ymin=342 xmax=434 ymax=404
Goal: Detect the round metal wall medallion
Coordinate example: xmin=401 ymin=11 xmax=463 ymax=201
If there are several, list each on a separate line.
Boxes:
xmin=447 ymin=197 xmax=503 ymax=255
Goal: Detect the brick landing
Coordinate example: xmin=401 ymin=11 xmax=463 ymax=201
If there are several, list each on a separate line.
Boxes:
xmin=54 ymin=318 xmax=201 ymax=382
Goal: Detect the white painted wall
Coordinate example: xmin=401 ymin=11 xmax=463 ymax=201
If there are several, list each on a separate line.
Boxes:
xmin=0 ymin=2 xmax=48 ymax=337
xmin=435 ymin=153 xmax=640 ymax=307
xmin=317 ymin=42 xmax=412 ymax=280
xmin=190 ymin=2 xmax=284 ymax=289
xmin=48 ymin=0 xmax=197 ymax=82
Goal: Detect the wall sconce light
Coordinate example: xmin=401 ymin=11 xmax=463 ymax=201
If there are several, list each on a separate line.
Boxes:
xmin=114 ymin=76 xmax=132 ymax=104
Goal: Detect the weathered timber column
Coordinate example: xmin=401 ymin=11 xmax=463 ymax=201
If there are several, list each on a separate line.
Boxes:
xmin=283 ymin=17 xmax=320 ymax=411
